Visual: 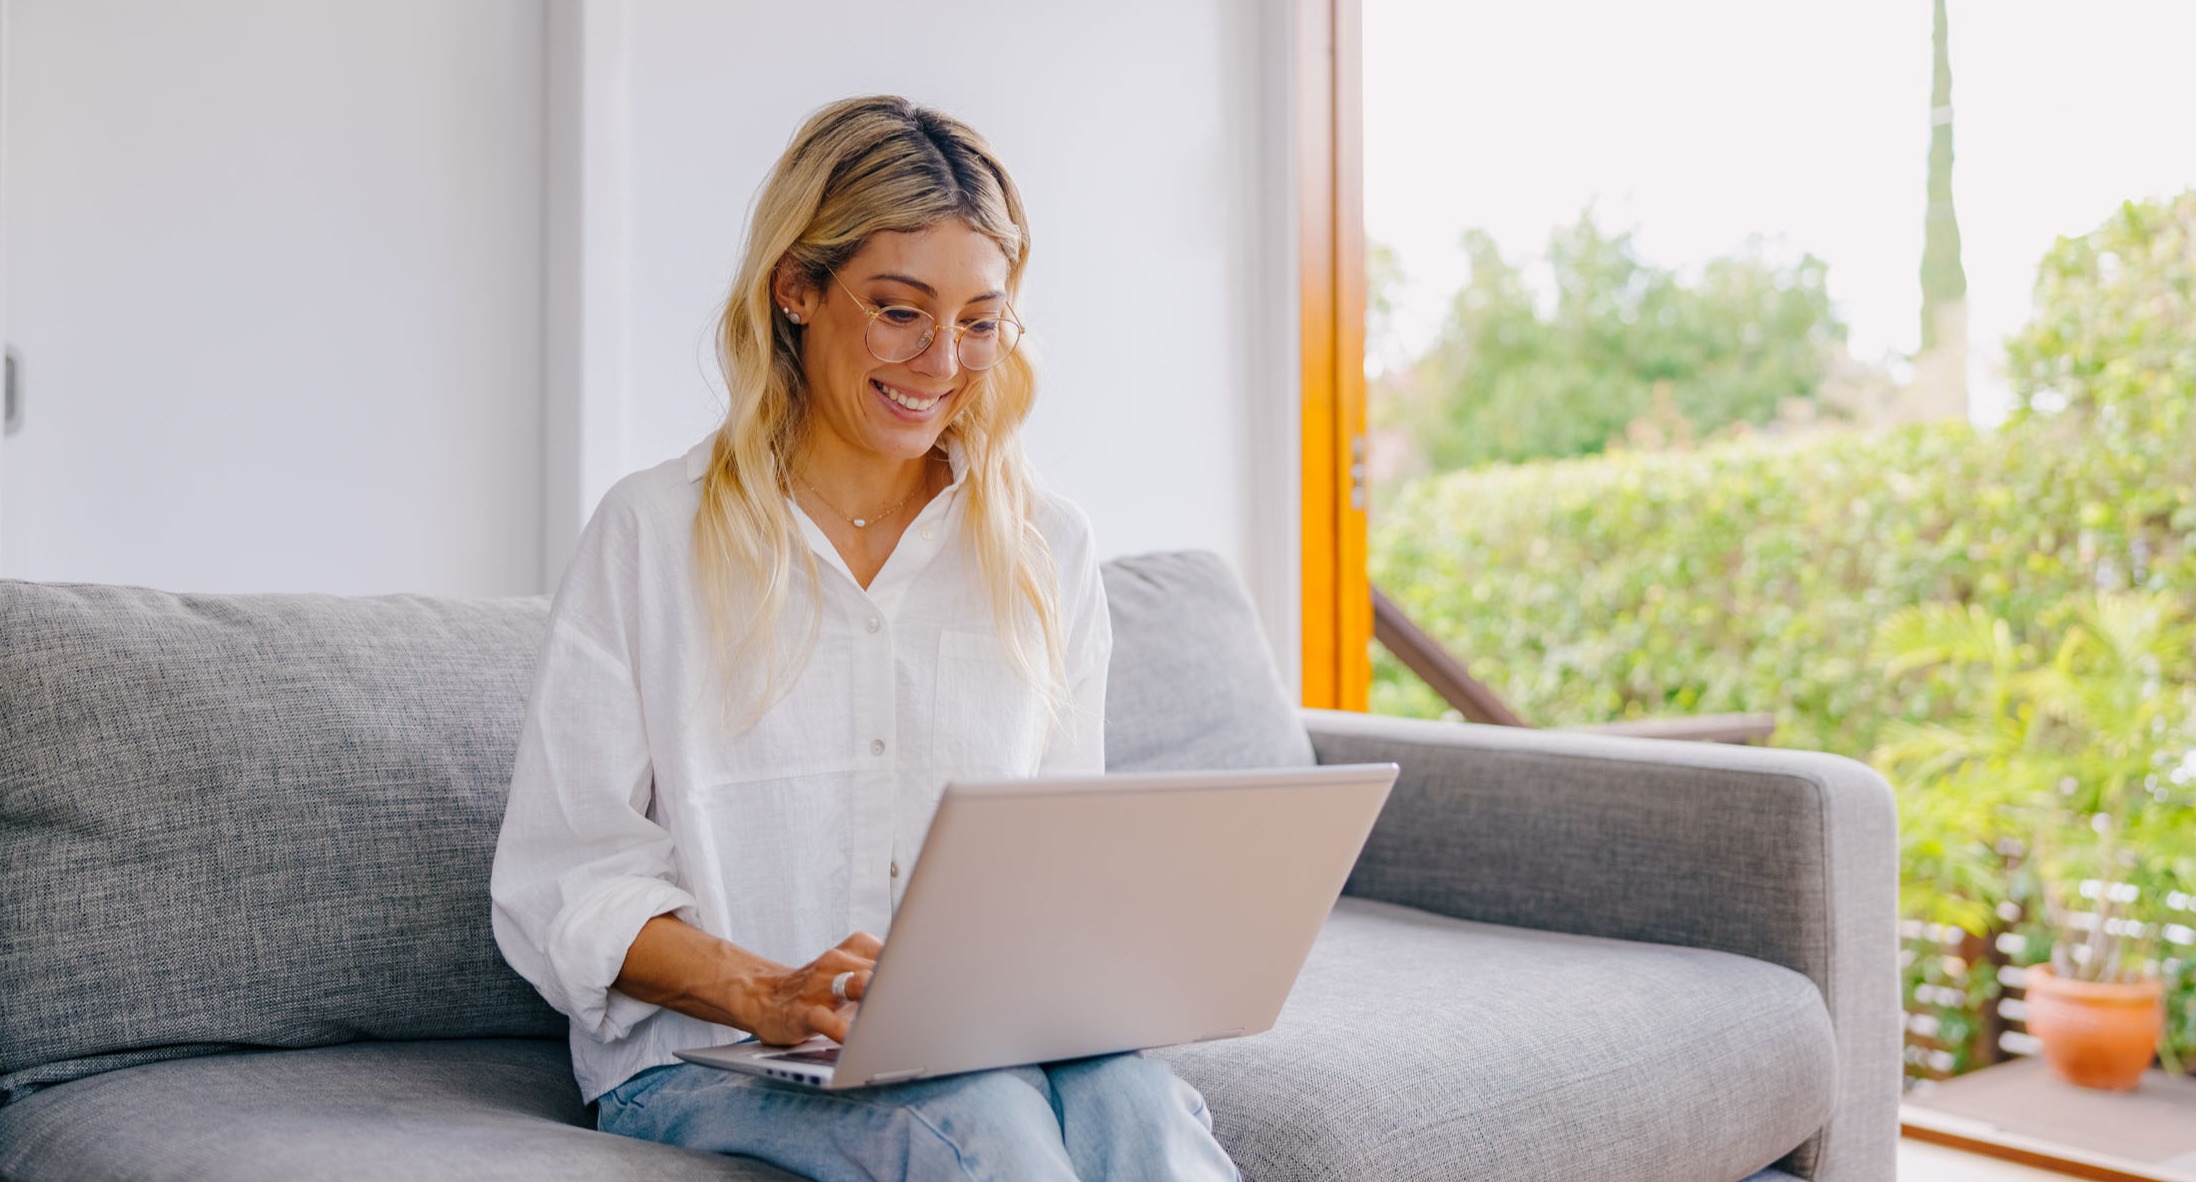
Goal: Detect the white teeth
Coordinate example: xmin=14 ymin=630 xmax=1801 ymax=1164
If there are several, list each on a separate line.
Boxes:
xmin=875 ymin=380 xmax=940 ymax=412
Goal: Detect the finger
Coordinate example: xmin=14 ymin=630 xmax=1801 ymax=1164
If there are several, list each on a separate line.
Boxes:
xmin=839 ymin=931 xmax=884 ymax=958
xmin=808 ymin=1004 xmax=852 ymax=1044
xmin=811 ymin=966 xmax=872 ymax=1006
xmin=817 ymin=948 xmax=877 ymax=974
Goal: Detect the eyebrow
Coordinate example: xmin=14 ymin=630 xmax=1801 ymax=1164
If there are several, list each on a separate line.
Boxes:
xmin=864 ymin=272 xmax=1007 ymax=304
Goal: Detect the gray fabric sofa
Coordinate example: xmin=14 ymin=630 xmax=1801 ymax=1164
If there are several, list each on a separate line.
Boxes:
xmin=0 ymin=550 xmax=1898 ymax=1181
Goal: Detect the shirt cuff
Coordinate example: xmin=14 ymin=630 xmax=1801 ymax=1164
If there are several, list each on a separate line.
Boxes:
xmin=546 ymin=875 xmax=701 ymax=1042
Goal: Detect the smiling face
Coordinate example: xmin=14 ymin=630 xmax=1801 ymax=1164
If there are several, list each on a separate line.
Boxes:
xmin=775 ymin=222 xmax=1014 ymax=469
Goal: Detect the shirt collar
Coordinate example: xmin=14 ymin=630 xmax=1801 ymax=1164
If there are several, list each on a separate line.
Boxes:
xmin=938 ymin=435 xmax=970 ymax=488
xmin=787 ymin=439 xmax=967 ymax=610
xmin=682 ymin=436 xmax=714 ymax=482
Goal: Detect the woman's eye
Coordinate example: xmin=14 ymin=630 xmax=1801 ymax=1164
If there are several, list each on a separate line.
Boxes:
xmin=879 ymin=307 xmax=927 ymax=327
xmin=963 ymin=319 xmax=1000 ymax=338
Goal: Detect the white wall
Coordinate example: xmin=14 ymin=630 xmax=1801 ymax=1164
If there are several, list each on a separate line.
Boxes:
xmin=590 ymin=0 xmax=1302 ymax=682
xmin=0 ymin=0 xmax=545 ymax=595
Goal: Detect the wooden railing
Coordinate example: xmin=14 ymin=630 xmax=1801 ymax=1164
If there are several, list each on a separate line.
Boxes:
xmin=1371 ymin=586 xmax=1777 ymax=745
xmin=1370 ymin=586 xmax=1525 ymax=726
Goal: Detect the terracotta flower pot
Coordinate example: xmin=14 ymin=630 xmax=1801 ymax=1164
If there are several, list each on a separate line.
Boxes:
xmin=2022 ymin=964 xmax=2165 ymax=1091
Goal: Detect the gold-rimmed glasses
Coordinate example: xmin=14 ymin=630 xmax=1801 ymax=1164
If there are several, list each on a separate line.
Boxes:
xmin=828 ymin=270 xmax=1024 ymax=372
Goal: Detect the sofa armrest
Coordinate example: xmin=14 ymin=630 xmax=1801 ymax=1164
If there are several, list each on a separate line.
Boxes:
xmin=1304 ymin=708 xmax=1899 ymax=1182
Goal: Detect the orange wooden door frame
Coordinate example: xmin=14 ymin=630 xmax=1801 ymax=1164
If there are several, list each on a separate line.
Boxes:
xmin=1298 ymin=0 xmax=1370 ymax=711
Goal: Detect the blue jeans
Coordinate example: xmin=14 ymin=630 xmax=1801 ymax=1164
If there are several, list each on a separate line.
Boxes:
xmin=596 ymin=1053 xmax=1239 ymax=1182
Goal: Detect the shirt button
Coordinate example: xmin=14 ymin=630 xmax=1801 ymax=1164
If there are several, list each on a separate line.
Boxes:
xmin=870 ymin=739 xmax=885 ymax=756
xmin=890 ymin=861 xmax=900 ymax=879
xmin=920 ymin=527 xmax=935 ymax=540
xmin=866 ymin=617 xmax=881 ymax=634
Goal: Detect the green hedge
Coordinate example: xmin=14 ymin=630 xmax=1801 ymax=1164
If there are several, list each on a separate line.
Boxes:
xmin=1369 ymin=417 xmax=2195 ymax=759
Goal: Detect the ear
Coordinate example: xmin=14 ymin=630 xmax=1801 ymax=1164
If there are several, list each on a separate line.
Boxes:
xmin=771 ymin=258 xmax=822 ymax=325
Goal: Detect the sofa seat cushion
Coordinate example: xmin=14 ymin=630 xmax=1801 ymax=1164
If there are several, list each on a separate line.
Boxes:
xmin=0 ymin=1038 xmax=793 ymax=1182
xmin=1155 ymin=897 xmax=1838 ymax=1182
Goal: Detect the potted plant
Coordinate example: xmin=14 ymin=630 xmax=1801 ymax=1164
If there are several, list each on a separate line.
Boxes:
xmin=1875 ymin=590 xmax=2196 ymax=1090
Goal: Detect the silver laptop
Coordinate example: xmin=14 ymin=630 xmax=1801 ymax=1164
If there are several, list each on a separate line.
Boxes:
xmin=675 ymin=762 xmax=1398 ymax=1089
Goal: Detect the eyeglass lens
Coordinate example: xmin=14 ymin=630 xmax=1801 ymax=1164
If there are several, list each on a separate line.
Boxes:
xmin=864 ymin=307 xmax=1021 ymax=371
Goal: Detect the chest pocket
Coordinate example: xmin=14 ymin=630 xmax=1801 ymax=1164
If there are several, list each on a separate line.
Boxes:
xmin=932 ymin=629 xmax=1048 ymax=777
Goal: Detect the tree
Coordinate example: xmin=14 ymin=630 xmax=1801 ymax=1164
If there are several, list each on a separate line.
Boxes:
xmin=1383 ymin=208 xmax=1847 ymax=471
xmin=1919 ymin=0 xmax=1967 ymax=352
xmin=1910 ymin=0 xmax=1971 ymax=421
xmin=2005 ymin=189 xmax=2196 ymax=436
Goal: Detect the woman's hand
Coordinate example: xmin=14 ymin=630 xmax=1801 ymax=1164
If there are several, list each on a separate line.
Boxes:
xmin=738 ymin=931 xmax=881 ymax=1045
xmin=614 ymin=916 xmax=880 ymax=1044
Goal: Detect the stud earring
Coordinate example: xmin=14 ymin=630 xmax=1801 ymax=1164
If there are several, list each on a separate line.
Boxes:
xmin=783 ymin=306 xmax=800 ymax=324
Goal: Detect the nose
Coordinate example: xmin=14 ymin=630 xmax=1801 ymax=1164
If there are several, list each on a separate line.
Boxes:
xmin=907 ymin=325 xmax=961 ymax=381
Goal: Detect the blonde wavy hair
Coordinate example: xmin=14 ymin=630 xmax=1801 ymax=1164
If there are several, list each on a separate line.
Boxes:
xmin=694 ymin=95 xmax=1065 ymax=728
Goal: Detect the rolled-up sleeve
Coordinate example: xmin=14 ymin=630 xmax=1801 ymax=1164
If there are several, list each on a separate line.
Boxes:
xmin=490 ymin=501 xmax=698 ymax=1042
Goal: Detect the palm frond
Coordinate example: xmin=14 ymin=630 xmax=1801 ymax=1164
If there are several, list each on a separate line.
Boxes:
xmin=1874 ymin=601 xmax=2010 ymax=678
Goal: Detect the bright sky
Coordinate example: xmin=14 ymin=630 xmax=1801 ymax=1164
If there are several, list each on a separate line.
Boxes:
xmin=1364 ymin=0 xmax=2196 ymax=424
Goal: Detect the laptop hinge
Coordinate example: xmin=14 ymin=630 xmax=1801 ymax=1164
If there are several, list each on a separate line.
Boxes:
xmin=866 ymin=1067 xmax=930 ymax=1085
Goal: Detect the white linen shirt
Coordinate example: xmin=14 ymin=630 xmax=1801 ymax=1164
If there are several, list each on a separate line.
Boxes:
xmin=490 ymin=436 xmax=1112 ymax=1102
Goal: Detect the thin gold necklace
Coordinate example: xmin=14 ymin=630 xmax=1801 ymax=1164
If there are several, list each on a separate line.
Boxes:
xmin=794 ymin=453 xmax=946 ymax=529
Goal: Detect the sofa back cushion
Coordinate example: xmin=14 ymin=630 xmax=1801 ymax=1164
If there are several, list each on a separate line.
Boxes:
xmin=0 ymin=583 xmax=563 ymax=1102
xmin=1100 ymin=551 xmax=1314 ymax=772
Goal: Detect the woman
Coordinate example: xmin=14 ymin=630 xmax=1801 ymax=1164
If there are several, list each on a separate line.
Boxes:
xmin=490 ymin=96 xmax=1239 ymax=1181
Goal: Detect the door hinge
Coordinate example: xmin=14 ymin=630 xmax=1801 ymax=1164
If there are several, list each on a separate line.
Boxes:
xmin=1348 ymin=432 xmax=1367 ymax=512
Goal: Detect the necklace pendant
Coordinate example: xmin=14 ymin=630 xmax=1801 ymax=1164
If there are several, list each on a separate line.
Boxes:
xmin=851 ymin=518 xmax=868 ymax=528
